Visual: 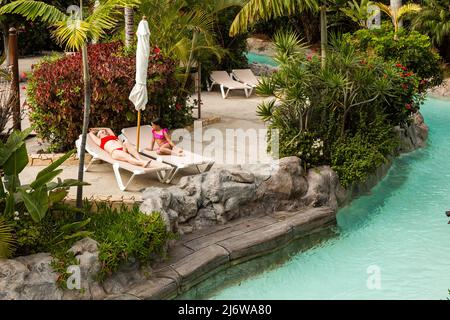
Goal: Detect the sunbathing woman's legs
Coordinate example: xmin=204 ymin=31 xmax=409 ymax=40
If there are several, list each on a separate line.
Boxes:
xmin=111 ymin=149 xmax=150 ymax=167
xmin=122 ymin=141 xmax=143 ymax=160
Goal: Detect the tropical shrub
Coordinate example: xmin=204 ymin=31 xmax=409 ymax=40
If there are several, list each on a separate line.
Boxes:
xmin=27 ymin=41 xmax=193 ymax=152
xmin=257 ymin=31 xmax=424 ymax=187
xmin=331 ymin=114 xmax=399 ymax=187
xmin=352 ymin=25 xmax=444 ymax=89
xmin=83 ymin=202 xmax=174 ymax=281
xmin=0 ymin=128 xmax=90 ymax=256
xmin=200 ymin=5 xmax=249 ymax=84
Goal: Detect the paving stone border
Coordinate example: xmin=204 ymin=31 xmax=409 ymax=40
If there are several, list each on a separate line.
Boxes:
xmin=121 ymin=206 xmax=335 ymax=299
xmin=62 ymin=195 xmax=142 ymax=211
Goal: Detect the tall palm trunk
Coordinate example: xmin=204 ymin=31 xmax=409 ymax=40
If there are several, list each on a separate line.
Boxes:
xmin=299 ymin=10 xmax=320 ymax=44
xmin=320 ymin=4 xmax=327 ymax=68
xmin=124 ymin=6 xmax=134 ymax=47
xmin=2 ymin=22 xmax=9 ymax=66
xmin=76 ymin=44 xmax=91 ymax=209
xmin=391 ymin=0 xmax=402 ymax=30
xmin=76 ymin=1 xmax=92 ymax=208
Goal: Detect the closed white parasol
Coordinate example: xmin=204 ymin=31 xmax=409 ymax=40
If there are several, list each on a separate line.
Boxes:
xmin=129 ymin=17 xmax=150 ymax=151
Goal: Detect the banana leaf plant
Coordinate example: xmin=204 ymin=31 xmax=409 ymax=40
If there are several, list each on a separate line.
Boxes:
xmin=0 ymin=128 xmax=88 ymax=223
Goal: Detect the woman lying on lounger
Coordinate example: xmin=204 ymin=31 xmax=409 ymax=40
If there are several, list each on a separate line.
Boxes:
xmin=150 ymin=118 xmax=184 ymax=156
xmin=89 ymin=128 xmax=151 ymax=167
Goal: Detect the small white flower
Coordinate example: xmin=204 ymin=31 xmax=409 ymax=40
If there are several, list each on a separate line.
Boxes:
xmin=14 ymin=211 xmax=19 ymax=216
xmin=23 ymin=212 xmax=29 ymax=216
xmin=14 ymin=216 xmax=20 ymax=221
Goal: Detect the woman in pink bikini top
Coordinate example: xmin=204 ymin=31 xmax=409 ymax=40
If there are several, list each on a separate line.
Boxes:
xmin=150 ymin=118 xmax=184 ymax=156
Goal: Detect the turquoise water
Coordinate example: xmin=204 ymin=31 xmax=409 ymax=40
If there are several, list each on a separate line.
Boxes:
xmin=209 ymin=97 xmax=450 ymax=300
xmin=246 ymin=52 xmax=278 ymax=67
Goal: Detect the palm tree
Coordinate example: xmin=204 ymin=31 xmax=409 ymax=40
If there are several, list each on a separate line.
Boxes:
xmin=140 ymin=0 xmax=242 ymax=91
xmin=340 ymin=0 xmax=376 ymax=29
xmin=412 ymin=0 xmax=450 ymax=46
xmin=228 ymin=0 xmax=331 ymax=66
xmin=124 ymin=4 xmax=134 ymax=47
xmin=0 ymin=0 xmax=139 ymax=208
xmin=376 ymin=1 xmax=421 ymax=34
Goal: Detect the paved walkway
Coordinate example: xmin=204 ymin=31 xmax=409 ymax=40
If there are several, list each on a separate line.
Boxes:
xmin=114 ymin=206 xmax=336 ymax=299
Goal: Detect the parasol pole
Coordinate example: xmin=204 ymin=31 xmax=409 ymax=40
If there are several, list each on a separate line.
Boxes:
xmin=137 ymin=110 xmax=141 ymax=151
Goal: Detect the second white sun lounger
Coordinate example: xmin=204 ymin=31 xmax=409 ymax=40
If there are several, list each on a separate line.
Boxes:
xmin=207 ymin=71 xmax=252 ymax=99
xmin=231 ymin=69 xmax=260 ymax=89
xmin=75 ymin=134 xmax=174 ymax=191
xmin=121 ymin=126 xmax=215 ymax=183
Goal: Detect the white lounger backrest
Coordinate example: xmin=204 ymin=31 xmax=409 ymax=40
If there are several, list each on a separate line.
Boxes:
xmin=232 ymin=69 xmax=259 ymax=87
xmin=210 ymin=71 xmax=250 ymax=88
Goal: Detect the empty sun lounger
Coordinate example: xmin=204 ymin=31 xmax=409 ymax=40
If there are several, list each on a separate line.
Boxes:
xmin=121 ymin=126 xmax=215 ymax=183
xmin=231 ymin=69 xmax=260 ymax=89
xmin=207 ymin=71 xmax=252 ymax=99
xmin=75 ymin=134 xmax=174 ymax=191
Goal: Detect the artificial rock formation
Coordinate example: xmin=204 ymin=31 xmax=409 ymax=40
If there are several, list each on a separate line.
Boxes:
xmin=141 ymin=112 xmax=429 ymax=234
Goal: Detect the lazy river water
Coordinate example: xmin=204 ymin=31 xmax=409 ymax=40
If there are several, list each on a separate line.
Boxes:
xmin=199 ymin=97 xmax=450 ymax=300
xmin=246 ymin=52 xmax=278 ymax=67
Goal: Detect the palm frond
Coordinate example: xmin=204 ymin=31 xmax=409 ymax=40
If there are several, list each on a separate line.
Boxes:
xmin=397 ymin=3 xmax=421 ymax=19
xmin=52 ymin=19 xmax=90 ymax=51
xmin=375 ymin=2 xmax=392 ymax=18
xmin=86 ymin=0 xmax=140 ymax=41
xmin=204 ymin=0 xmax=243 ymax=14
xmin=229 ymin=0 xmax=319 ymax=36
xmin=0 ymin=0 xmax=67 ymax=24
xmin=256 ymin=99 xmax=277 ymax=121
xmin=0 ymin=218 xmax=15 ymax=258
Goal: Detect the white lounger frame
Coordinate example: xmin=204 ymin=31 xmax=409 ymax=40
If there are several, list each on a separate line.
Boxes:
xmin=161 ymin=159 xmax=215 ymax=184
xmin=76 ymin=138 xmax=175 ymax=191
xmin=119 ymin=128 xmax=216 ymax=184
xmin=206 ymin=74 xmax=252 ymax=99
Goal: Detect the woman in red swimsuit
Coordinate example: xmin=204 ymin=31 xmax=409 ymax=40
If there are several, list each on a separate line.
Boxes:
xmin=89 ymin=128 xmax=151 ymax=167
xmin=149 ymin=118 xmax=184 ymax=156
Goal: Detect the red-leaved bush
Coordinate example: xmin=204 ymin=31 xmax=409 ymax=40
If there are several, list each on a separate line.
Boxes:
xmin=27 ymin=41 xmax=192 ymax=152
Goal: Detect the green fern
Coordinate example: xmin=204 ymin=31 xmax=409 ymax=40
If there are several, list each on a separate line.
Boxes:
xmin=0 ymin=217 xmax=15 ymax=258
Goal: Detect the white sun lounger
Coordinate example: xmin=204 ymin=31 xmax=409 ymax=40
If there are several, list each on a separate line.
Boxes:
xmin=75 ymin=134 xmax=174 ymax=191
xmin=231 ymin=69 xmax=260 ymax=89
xmin=207 ymin=71 xmax=252 ymax=99
xmin=121 ymin=126 xmax=215 ymax=183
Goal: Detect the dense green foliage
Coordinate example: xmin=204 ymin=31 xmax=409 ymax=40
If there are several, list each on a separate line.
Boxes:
xmin=352 ymin=24 xmax=444 ymax=89
xmin=258 ymin=31 xmax=428 ymax=187
xmin=85 ymin=203 xmax=173 ymax=281
xmin=0 ymin=129 xmax=89 ymax=258
xmin=26 ymin=42 xmax=193 ymax=152
xmin=200 ymin=5 xmax=249 ymax=85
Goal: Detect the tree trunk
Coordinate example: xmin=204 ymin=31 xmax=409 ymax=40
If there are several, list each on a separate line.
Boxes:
xmin=92 ymin=0 xmax=100 ymax=44
xmin=124 ymin=6 xmax=134 ymax=48
xmin=299 ymin=11 xmax=319 ymax=44
xmin=391 ymin=0 xmax=402 ymax=29
xmin=320 ymin=5 xmax=327 ymax=68
xmin=2 ymin=22 xmax=9 ymax=66
xmin=76 ymin=44 xmax=91 ymax=209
